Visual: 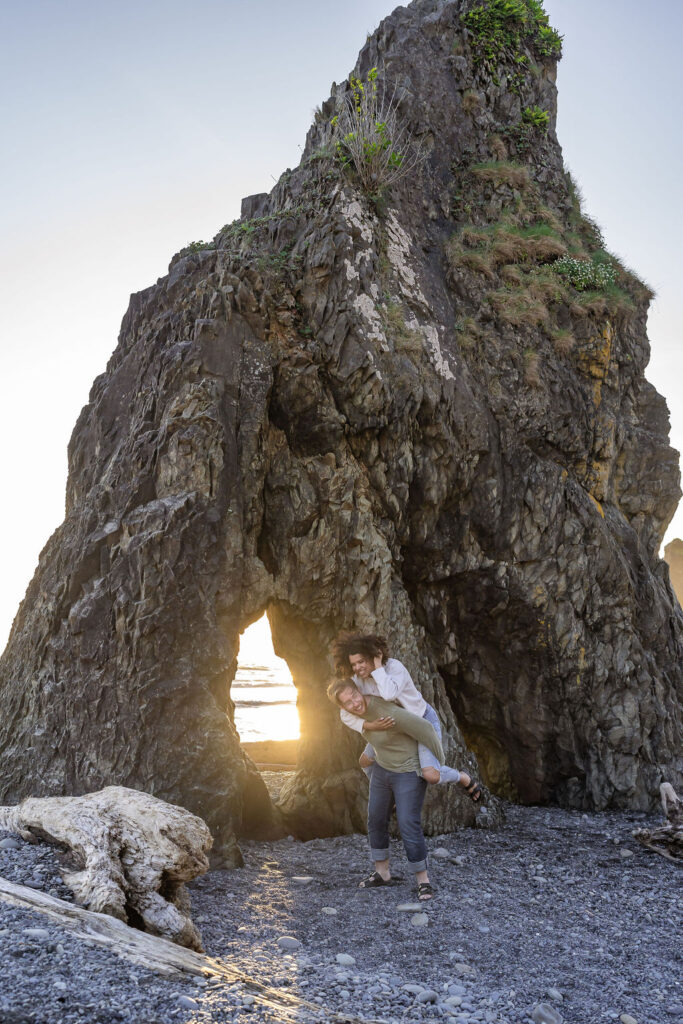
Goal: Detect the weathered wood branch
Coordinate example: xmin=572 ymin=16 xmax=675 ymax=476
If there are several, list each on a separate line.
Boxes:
xmin=0 ymin=878 xmax=387 ymax=1023
xmin=632 ymin=783 xmax=682 ymax=863
xmin=0 ymin=786 xmax=212 ymax=948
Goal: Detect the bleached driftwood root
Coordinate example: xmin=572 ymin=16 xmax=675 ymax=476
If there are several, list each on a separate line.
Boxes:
xmin=0 ymin=879 xmax=385 ymax=1024
xmin=0 ymin=786 xmax=212 ymax=949
xmin=632 ymin=782 xmax=683 ymax=863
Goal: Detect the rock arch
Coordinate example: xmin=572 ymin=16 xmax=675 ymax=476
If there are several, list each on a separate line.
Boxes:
xmin=1 ymin=0 xmax=681 ymax=863
xmin=0 ymin=294 xmax=480 ymax=863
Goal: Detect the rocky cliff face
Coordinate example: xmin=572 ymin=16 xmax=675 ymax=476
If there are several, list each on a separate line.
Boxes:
xmin=1 ymin=0 xmax=681 ymax=861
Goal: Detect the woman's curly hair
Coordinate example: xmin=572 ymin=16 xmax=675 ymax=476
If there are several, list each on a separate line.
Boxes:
xmin=331 ymin=632 xmax=390 ymax=677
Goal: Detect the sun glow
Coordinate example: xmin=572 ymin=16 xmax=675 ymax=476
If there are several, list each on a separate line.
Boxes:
xmin=233 ymin=614 xmax=300 ymax=742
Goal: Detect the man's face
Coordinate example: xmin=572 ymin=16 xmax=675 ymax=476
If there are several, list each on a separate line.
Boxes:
xmin=338 ymin=686 xmax=367 ymax=716
xmin=349 ymin=652 xmax=373 ymax=679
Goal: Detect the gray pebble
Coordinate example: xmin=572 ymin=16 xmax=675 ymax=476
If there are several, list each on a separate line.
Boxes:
xmin=21 ymin=927 xmax=50 ymax=939
xmin=336 ymin=953 xmax=356 ymax=966
xmin=0 ymin=837 xmax=22 ymax=851
xmin=321 ymin=906 xmax=338 ymax=915
xmin=532 ymin=1003 xmax=563 ymax=1024
xmin=433 ymin=847 xmax=451 ymax=859
xmin=277 ymin=936 xmax=301 ymax=951
xmin=0 ymin=804 xmax=674 ymax=1024
xmin=292 ymin=875 xmax=316 ymax=884
xmin=177 ymin=995 xmax=199 ymax=1010
xmin=411 ymin=912 xmax=429 ymax=927
xmin=417 ymin=988 xmax=438 ymax=1003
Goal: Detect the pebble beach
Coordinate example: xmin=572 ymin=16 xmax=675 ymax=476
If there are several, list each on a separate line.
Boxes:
xmin=1 ymin=801 xmax=681 ymax=1024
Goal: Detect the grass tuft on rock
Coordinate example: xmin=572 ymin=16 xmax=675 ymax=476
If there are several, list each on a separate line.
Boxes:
xmin=382 ymin=301 xmax=424 ymax=356
xmin=470 ymin=161 xmax=532 ymax=189
xmin=446 ymin=239 xmax=496 ymax=280
xmin=523 ymin=348 xmax=542 ymax=386
xmin=489 ymin=287 xmax=549 ymax=328
xmin=551 ymin=328 xmax=576 ymax=356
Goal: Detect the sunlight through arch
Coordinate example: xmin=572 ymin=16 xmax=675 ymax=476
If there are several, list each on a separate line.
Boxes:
xmin=233 ymin=614 xmax=300 ymax=742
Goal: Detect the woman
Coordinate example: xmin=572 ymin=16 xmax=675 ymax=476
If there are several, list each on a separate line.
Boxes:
xmin=331 ymin=631 xmax=482 ymax=800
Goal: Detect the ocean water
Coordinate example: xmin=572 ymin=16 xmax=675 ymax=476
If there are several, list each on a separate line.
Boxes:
xmin=232 ymin=662 xmax=299 ymax=742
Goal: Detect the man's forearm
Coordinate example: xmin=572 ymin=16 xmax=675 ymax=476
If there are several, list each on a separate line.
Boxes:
xmin=339 ymin=708 xmax=365 ymax=734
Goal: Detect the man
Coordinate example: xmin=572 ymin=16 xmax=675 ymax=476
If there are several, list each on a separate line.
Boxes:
xmin=327 ymin=677 xmax=442 ymax=900
xmin=330 ymin=630 xmax=481 ymax=799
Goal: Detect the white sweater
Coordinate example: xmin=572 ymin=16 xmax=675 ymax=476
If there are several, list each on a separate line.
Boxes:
xmin=339 ymin=658 xmax=427 ymax=735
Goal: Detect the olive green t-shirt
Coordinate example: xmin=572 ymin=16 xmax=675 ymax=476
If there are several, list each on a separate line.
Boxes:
xmin=361 ymin=695 xmax=444 ymax=774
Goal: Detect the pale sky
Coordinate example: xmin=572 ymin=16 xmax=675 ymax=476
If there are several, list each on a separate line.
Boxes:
xmin=238 ymin=614 xmax=288 ymax=674
xmin=1 ymin=1 xmax=681 ymax=651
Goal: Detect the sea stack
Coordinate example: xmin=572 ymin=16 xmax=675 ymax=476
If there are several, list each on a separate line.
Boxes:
xmin=1 ymin=0 xmax=681 ymax=862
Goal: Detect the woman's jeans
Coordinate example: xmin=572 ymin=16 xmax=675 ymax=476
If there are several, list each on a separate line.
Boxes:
xmin=363 ymin=703 xmax=461 ymax=784
xmin=367 ymin=764 xmax=428 ymax=873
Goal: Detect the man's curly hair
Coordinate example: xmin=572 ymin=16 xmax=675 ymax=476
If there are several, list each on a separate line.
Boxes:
xmin=331 ymin=632 xmax=390 ymax=678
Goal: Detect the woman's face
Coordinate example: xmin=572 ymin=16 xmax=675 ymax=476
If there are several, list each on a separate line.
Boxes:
xmin=349 ymin=652 xmax=373 ymax=679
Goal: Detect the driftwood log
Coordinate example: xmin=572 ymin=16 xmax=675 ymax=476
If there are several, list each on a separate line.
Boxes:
xmin=632 ymin=783 xmax=683 ymax=863
xmin=0 ymin=879 xmax=384 ymax=1023
xmin=0 ymin=786 xmax=212 ymax=949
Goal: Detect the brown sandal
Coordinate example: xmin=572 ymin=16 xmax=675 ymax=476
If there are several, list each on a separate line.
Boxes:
xmin=359 ymin=871 xmax=398 ymax=888
xmin=465 ymin=779 xmax=482 ymax=802
xmin=417 ymin=882 xmax=434 ymax=900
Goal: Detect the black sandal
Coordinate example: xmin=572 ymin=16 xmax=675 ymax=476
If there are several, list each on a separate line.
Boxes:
xmin=416 ymin=882 xmax=434 ymax=901
xmin=358 ymin=871 xmax=394 ymax=888
xmin=465 ymin=779 xmax=482 ymax=802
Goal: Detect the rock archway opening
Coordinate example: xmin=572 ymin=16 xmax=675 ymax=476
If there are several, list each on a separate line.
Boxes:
xmin=233 ymin=605 xmax=369 ymax=841
xmin=234 ymin=613 xmax=300 ymax=772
